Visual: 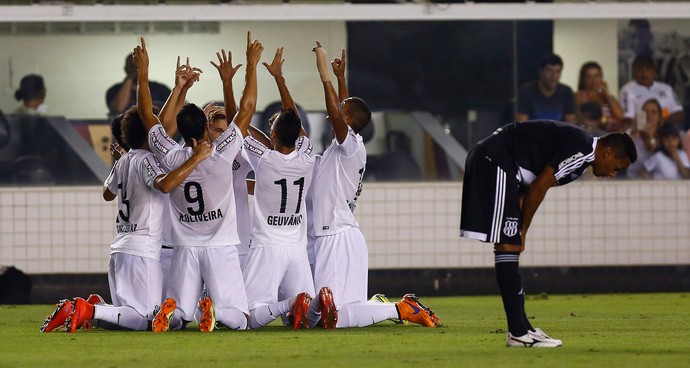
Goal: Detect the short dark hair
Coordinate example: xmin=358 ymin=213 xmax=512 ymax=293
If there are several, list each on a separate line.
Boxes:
xmin=272 ymin=108 xmax=302 ymax=148
xmin=177 ymin=103 xmax=207 ymax=142
xmin=599 ymin=132 xmax=637 ymax=163
xmin=120 ymin=106 xmax=148 ymax=149
xmin=14 ymin=74 xmax=45 ymax=101
xmin=632 ymin=56 xmax=655 ymax=71
xmin=579 ymin=102 xmax=602 ymax=122
xmin=344 ymin=97 xmax=371 ymax=133
xmin=110 ymin=114 xmax=130 ymax=151
xmin=539 ymin=53 xmax=563 ymax=70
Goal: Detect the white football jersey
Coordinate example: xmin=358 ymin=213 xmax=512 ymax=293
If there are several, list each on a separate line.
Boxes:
xmin=148 ymin=123 xmax=242 ymax=247
xmin=244 ymin=135 xmax=314 ymax=247
xmin=312 ymin=127 xmax=366 ymax=237
xmin=105 ymin=149 xmax=166 ymax=260
xmin=233 ymin=148 xmax=253 ymax=256
xmin=305 ymin=154 xmax=321 ymax=238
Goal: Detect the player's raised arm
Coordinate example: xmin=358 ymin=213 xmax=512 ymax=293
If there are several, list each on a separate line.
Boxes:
xmin=154 ymin=138 xmax=212 ymax=193
xmin=211 ymin=43 xmax=249 ymax=134
xmin=313 ymin=41 xmax=348 ymax=144
xmin=331 ymin=48 xmax=349 ymax=102
xmin=159 ymin=56 xmax=202 ymax=137
xmin=263 ymin=47 xmax=306 ymax=138
xmin=235 ymin=32 xmax=263 ymax=137
xmin=133 ymin=37 xmax=160 ymax=132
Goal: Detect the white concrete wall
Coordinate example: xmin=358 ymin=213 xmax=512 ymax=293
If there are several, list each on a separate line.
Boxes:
xmin=1 ymin=180 xmax=688 ymax=274
xmin=0 ymin=21 xmax=346 ymax=119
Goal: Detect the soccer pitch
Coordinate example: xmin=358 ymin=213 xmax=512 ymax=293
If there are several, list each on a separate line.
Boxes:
xmin=1 ymin=293 xmax=688 ymax=368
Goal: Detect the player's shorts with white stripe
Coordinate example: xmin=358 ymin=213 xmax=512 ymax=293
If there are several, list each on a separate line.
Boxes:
xmin=460 ymin=146 xmax=522 ymax=245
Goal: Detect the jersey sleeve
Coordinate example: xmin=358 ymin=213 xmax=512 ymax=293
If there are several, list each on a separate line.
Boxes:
xmin=548 ymin=135 xmax=595 ymax=182
xmin=243 ymin=135 xmax=269 ymax=171
xmin=213 ymin=123 xmax=243 ymax=161
xmin=334 ymin=127 xmax=361 ymax=157
xmin=148 ymin=123 xmax=186 ymax=170
xmin=139 ymin=153 xmax=166 ymax=190
xmin=104 ymin=161 xmax=120 ymax=195
xmin=666 ymin=87 xmax=684 ymax=115
xmin=294 ymin=136 xmax=314 ymax=157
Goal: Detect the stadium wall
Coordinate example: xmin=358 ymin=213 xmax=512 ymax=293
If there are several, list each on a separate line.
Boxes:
xmin=1 ymin=180 xmax=689 ymax=301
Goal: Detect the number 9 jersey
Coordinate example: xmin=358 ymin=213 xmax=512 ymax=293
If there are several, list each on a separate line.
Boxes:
xmin=148 ymin=123 xmax=243 ymax=247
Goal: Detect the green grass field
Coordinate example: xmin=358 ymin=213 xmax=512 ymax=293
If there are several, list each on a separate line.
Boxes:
xmin=1 ymin=293 xmax=688 ymax=368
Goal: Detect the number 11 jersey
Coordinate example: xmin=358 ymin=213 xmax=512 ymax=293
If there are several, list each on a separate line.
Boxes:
xmin=244 ymin=136 xmax=314 ymax=248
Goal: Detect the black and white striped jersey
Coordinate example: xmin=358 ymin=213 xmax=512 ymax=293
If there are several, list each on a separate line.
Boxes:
xmin=477 ymin=120 xmax=596 ymax=186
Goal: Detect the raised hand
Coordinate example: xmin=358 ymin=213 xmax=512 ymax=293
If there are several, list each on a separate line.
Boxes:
xmin=211 ymin=48 xmax=242 ymax=83
xmin=109 ymin=143 xmax=126 ymax=161
xmin=132 ymin=37 xmax=149 ymax=72
xmin=312 ymin=41 xmax=330 ymax=82
xmin=262 ymin=47 xmax=284 ymax=78
xmin=246 ymin=31 xmax=264 ymax=67
xmin=203 ymin=102 xmax=223 ymax=120
xmin=176 ymin=56 xmax=202 ymax=90
xmin=331 ymin=48 xmax=346 ymax=78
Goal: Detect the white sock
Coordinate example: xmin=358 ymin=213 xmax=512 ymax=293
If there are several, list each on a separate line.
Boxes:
xmin=336 ymin=303 xmax=398 ymax=328
xmin=216 ymin=306 xmax=248 ymax=330
xmin=93 ymin=304 xmax=148 ymax=331
xmin=248 ymin=298 xmax=293 ymax=329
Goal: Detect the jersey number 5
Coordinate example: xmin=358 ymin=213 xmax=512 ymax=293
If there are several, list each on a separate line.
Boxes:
xmin=274 ymin=177 xmax=305 ymax=214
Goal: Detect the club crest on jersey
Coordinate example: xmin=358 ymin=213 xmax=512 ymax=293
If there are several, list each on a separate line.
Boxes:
xmin=503 ymin=220 xmax=518 ymax=237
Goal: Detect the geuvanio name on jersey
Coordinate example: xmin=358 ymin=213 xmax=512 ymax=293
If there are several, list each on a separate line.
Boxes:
xmin=116 ymin=224 xmax=138 ymax=233
xmin=267 ymin=214 xmax=302 ymax=226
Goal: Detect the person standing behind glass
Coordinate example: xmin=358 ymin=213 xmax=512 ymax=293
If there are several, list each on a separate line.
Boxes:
xmin=575 ymin=61 xmax=625 ymax=132
xmin=516 ymin=53 xmax=576 ymax=123
xmin=13 ymin=74 xmax=46 ymax=116
xmin=106 ymin=53 xmax=171 ymax=119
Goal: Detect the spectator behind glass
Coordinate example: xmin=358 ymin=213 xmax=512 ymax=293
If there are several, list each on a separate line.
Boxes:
xmin=105 ymin=53 xmax=171 ymax=119
xmin=577 ymin=102 xmax=607 ymax=137
xmin=516 ymin=53 xmax=576 ymax=123
xmin=642 ymin=122 xmax=690 ymax=179
xmin=13 ymin=74 xmax=46 ymax=115
xmin=620 ymin=56 xmax=684 ymax=127
xmin=575 ymin=61 xmax=625 ymax=132
xmin=627 ymin=98 xmax=663 ymax=178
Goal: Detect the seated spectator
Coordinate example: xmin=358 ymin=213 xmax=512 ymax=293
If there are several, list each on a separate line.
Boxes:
xmin=577 ymin=102 xmax=607 ymax=137
xmin=642 ymin=122 xmax=690 ymax=179
xmin=575 ymin=61 xmax=625 ymax=132
xmin=13 ymin=74 xmax=46 ymax=116
xmin=620 ymin=56 xmax=684 ymax=128
xmin=516 ymin=53 xmax=575 ymax=123
xmin=684 ymin=129 xmax=690 ymax=165
xmin=105 ymin=53 xmax=170 ymax=118
xmin=627 ymin=98 xmax=664 ymax=178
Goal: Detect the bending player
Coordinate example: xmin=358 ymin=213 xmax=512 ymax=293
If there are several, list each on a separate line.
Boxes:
xmin=306 ymin=42 xmax=440 ymax=329
xmin=460 ymin=121 xmax=636 ymax=347
xmin=139 ymin=34 xmax=261 ymax=332
xmin=242 ymin=47 xmax=316 ymax=330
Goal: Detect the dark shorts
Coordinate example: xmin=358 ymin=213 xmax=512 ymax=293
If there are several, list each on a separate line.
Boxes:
xmin=460 ymin=146 xmax=522 ymax=245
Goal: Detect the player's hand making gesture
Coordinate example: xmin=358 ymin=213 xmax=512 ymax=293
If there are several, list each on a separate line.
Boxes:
xmin=312 ymin=41 xmax=330 ymax=82
xmin=262 ymin=47 xmax=285 ymax=79
xmin=246 ymin=31 xmax=264 ymax=67
xmin=132 ymin=37 xmax=149 ymax=73
xmin=331 ymin=48 xmax=346 ymax=78
xmin=210 ymin=48 xmax=242 ymax=83
xmin=175 ymin=56 xmax=202 ymax=90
